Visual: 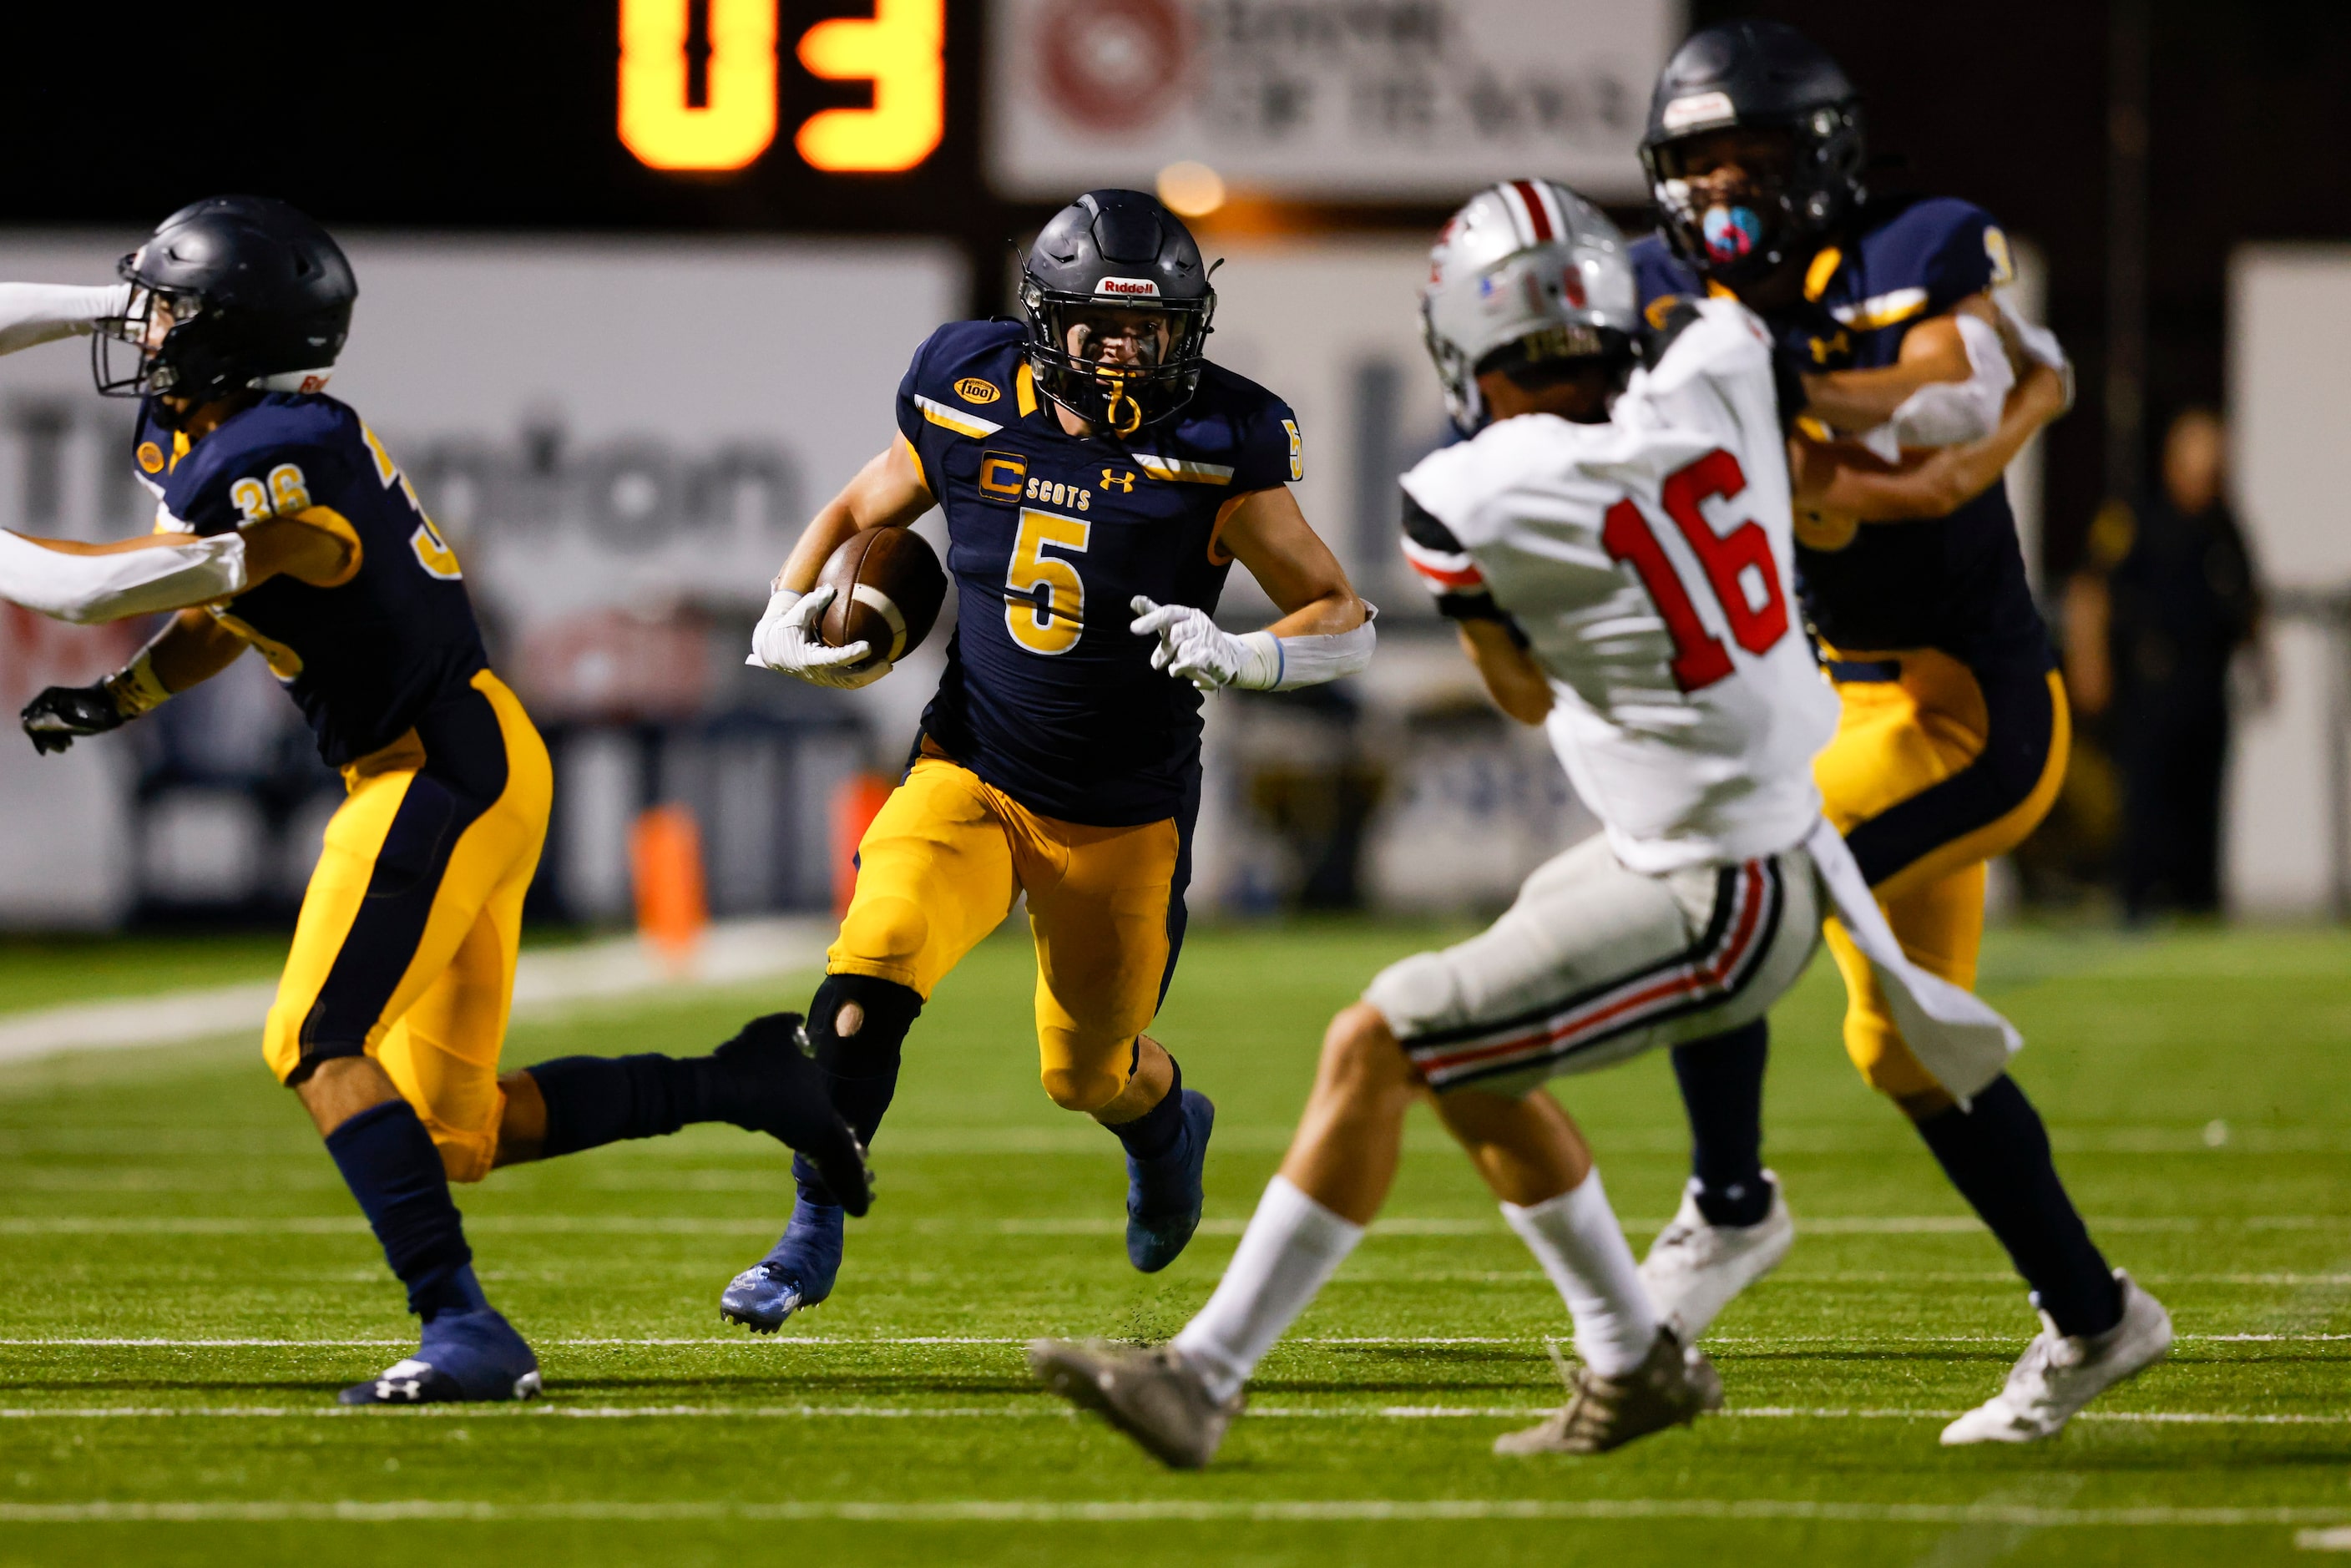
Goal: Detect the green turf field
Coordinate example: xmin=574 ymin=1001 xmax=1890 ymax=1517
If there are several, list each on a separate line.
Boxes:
xmin=3 ymin=919 xmax=2348 ymax=1565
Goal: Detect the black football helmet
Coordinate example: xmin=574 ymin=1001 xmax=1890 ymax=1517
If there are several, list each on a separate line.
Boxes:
xmin=1639 ymin=21 xmax=1865 ymax=286
xmin=1019 ymin=190 xmax=1215 ymax=436
xmin=94 ymin=195 xmax=357 ymax=414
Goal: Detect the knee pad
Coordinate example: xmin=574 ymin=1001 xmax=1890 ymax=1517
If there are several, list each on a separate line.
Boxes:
xmin=808 ymin=973 xmax=923 ymax=1079
xmin=836 ymin=894 xmax=930 ymax=970
xmin=1845 ymin=1014 xmax=1944 ymax=1101
xmin=1039 ymin=1059 xmax=1126 ymax=1114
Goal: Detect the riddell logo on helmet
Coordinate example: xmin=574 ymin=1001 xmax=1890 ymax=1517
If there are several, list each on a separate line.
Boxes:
xmin=1094 ymin=277 xmax=1161 ymax=298
xmin=1661 ymin=91 xmax=1736 ymax=132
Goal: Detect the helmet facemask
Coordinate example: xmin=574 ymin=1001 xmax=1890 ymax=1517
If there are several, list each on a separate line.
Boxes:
xmin=90 ymin=279 xmax=204 ymax=402
xmin=1019 ymin=274 xmax=1214 ymax=437
xmin=1643 ymin=105 xmax=1865 ymax=287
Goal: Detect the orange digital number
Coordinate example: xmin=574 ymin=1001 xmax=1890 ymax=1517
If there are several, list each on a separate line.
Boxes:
xmin=796 ymin=0 xmax=946 ymax=174
xmin=618 ymin=0 xmax=779 ymax=172
xmin=616 ymin=1 xmax=945 ymax=176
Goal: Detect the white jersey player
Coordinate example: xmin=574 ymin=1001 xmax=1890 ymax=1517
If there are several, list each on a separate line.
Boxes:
xmin=1028 ymin=179 xmax=2030 ymax=1469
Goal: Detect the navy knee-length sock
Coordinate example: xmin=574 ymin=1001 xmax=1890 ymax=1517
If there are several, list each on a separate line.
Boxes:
xmin=1914 ymin=1075 xmax=2123 ymax=1338
xmin=324 ymin=1099 xmax=488 ymax=1323
xmin=1670 ymin=1020 xmax=1772 ymax=1226
xmin=527 ymin=1053 xmax=723 ymax=1156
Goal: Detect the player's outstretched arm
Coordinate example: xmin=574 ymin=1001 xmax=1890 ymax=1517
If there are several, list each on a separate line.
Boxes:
xmin=1130 ymin=487 xmax=1374 ymax=693
xmin=1791 ymin=360 xmax=2069 ymax=524
xmin=0 ymin=282 xmax=131 ymax=357
xmin=0 ymin=511 xmax=353 ymax=628
xmin=749 ymin=439 xmax=934 ymax=686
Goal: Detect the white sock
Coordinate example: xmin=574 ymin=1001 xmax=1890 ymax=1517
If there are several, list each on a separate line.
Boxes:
xmin=1172 ymin=1175 xmax=1365 ymax=1404
xmin=1500 ymin=1169 xmax=1661 ymax=1378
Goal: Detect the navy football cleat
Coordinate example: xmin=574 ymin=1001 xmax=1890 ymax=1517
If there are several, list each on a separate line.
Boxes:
xmin=1125 ymin=1089 xmax=1216 ymax=1272
xmin=720 ymin=1194 xmax=845 ymax=1333
xmin=338 ymin=1307 xmax=542 ymax=1405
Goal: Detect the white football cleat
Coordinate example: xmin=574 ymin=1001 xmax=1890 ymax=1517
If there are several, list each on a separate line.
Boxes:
xmin=1637 ymin=1171 xmax=1794 ymax=1342
xmin=1939 ymin=1271 xmax=2172 ymax=1445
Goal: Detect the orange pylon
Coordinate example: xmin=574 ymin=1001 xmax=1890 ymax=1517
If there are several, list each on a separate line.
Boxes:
xmin=629 ymin=802 xmax=709 ymax=968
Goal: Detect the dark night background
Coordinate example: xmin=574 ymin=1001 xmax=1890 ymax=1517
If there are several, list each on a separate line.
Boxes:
xmin=7 ymin=0 xmax=2343 ymax=578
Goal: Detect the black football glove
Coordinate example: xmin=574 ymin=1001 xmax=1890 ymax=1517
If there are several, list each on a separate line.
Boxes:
xmin=21 ymin=681 xmax=129 ymax=756
xmin=711 ymin=1011 xmax=875 ymax=1216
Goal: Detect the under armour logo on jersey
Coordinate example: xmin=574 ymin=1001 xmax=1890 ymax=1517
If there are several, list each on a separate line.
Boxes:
xmin=1100 ymin=468 xmax=1135 ymax=493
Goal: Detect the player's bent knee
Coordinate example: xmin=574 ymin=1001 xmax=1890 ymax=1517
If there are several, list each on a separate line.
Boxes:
xmin=836 ymin=894 xmax=930 ymax=971
xmin=1845 ymin=1018 xmax=1949 ymax=1104
xmin=1039 ymin=1059 xmax=1126 ymax=1114
xmin=1317 ymin=1003 xmax=1416 ymax=1102
xmin=430 ymin=1125 xmax=498 ymax=1185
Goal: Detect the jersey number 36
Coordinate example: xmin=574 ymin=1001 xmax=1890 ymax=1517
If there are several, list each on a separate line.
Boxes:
xmin=1600 ymin=449 xmax=1790 ymax=693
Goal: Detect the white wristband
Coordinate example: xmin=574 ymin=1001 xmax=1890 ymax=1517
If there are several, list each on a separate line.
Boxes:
xmin=1232 ymin=604 xmax=1379 ymax=692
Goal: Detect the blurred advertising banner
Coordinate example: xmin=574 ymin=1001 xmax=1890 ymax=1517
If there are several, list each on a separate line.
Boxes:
xmin=2225 ymin=247 xmax=2351 ymax=917
xmin=0 ymin=233 xmax=964 ymax=925
xmin=986 ymin=0 xmax=1677 ymax=201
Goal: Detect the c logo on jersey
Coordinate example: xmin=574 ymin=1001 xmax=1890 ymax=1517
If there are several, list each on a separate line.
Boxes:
xmin=954 ymin=377 xmax=1001 ymax=405
xmin=1282 ymin=419 xmax=1303 ymax=483
xmin=1808 ymin=330 xmax=1850 ymax=365
xmin=979 ymin=450 xmax=1028 ymax=498
xmin=135 ymin=441 xmax=164 ymax=473
xmin=1100 ymin=468 xmax=1135 ymax=493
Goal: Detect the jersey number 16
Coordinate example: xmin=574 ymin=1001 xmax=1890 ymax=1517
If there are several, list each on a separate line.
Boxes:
xmin=1600 ymin=448 xmax=1790 ymax=693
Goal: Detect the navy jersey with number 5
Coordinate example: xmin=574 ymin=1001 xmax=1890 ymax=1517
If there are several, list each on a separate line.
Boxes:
xmin=897 ymin=319 xmax=1302 ymax=827
xmin=133 ymin=393 xmax=489 ymax=766
xmin=1631 ymin=195 xmax=2050 ymax=673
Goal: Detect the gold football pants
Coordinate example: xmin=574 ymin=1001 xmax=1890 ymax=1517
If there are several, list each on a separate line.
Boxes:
xmin=1814 ymin=648 xmax=2068 ymax=1100
xmin=264 ymin=670 xmax=551 ymax=1181
xmin=827 ymin=749 xmax=1186 ymax=1114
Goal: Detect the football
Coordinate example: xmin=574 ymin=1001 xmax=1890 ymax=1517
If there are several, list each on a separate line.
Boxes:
xmin=817 ymin=525 xmax=948 ymax=665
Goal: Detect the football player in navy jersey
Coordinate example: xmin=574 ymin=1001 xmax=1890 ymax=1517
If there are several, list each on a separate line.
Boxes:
xmin=1629 ymin=23 xmax=2173 ymax=1443
xmin=736 ymin=190 xmax=1374 ymax=1331
xmin=0 ymin=198 xmax=868 ymax=1404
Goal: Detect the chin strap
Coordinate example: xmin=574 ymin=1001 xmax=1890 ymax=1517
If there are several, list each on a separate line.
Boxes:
xmin=1099 ymin=370 xmax=1145 ymax=437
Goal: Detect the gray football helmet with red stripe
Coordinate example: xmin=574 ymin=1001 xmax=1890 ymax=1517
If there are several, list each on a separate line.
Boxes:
xmin=1420 ymin=179 xmax=1638 ymax=435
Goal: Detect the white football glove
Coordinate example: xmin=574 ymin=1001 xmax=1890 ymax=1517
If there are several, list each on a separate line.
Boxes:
xmin=1130 ymin=595 xmax=1277 ymax=693
xmin=746 ymin=585 xmax=888 ymax=689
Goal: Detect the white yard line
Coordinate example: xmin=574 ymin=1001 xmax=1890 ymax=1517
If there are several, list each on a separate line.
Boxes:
xmin=3 ymin=1331 xmax=2343 ymax=1349
xmin=4 ymin=1212 xmax=2340 ymax=1238
xmin=0 ymin=918 xmax=830 ymax=1068
xmin=0 ymin=1403 xmax=2340 ymax=1426
xmin=0 ymin=1498 xmax=2344 ymax=1526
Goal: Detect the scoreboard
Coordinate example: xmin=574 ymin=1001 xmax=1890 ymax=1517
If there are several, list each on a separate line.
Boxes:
xmin=0 ymin=1 xmax=990 ymax=242
xmin=618 ymin=0 xmax=946 ymax=175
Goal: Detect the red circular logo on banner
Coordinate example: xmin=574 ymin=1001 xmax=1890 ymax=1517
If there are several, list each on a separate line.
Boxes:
xmin=1039 ymin=0 xmax=1191 ymax=134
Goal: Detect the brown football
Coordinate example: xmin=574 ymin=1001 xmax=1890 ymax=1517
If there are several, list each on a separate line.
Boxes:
xmin=817 ymin=526 xmax=948 ymax=665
